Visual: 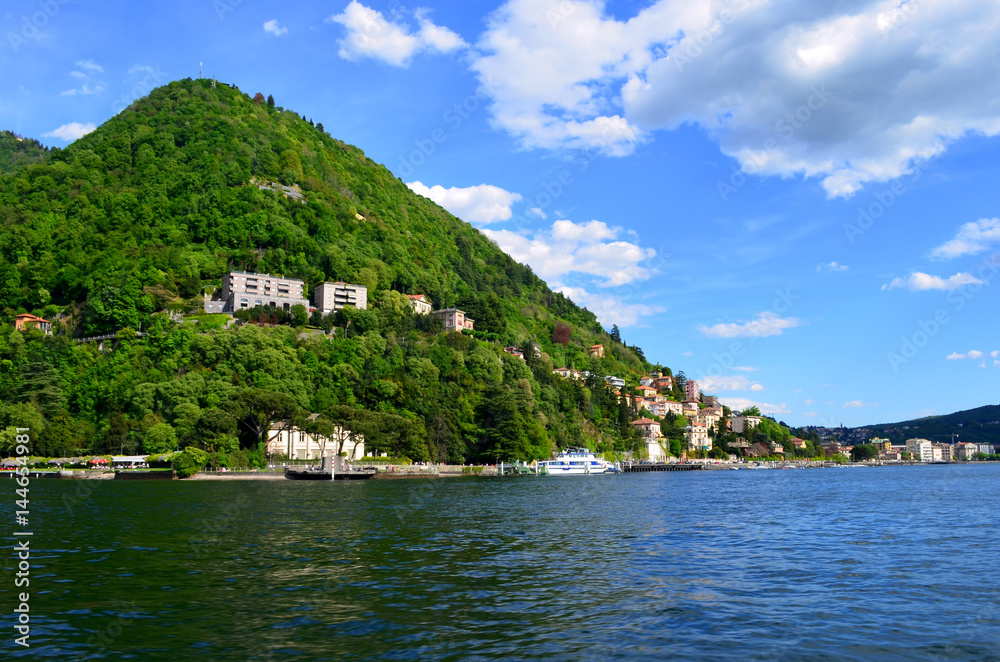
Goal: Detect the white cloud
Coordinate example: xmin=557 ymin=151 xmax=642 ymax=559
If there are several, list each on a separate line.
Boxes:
xmin=733 ymin=366 xmax=757 ymax=372
xmin=682 ymin=351 xmax=694 ymax=356
xmin=61 ymin=63 xmax=106 ymax=96
xmin=992 ymin=351 xmax=999 ymax=358
xmin=264 ymin=19 xmax=288 ymax=37
xmin=948 ymin=350 xmax=985 ymax=360
xmin=407 ymin=181 xmax=521 ymax=224
xmin=698 ymin=375 xmax=762 ymax=392
xmin=929 ymin=218 xmax=1000 ymax=259
xmin=331 ymin=1 xmax=466 ymax=67
xmin=484 ymin=219 xmax=657 ymax=287
xmin=882 ymin=271 xmax=985 ymax=291
xmin=556 ymin=286 xmax=664 ymax=328
xmin=43 ymin=122 xmax=96 ymax=141
xmin=817 ymin=261 xmax=848 ymax=273
xmin=75 ymin=59 xmax=103 ymax=73
xmin=804 ymin=398 xmax=814 ymax=405
xmin=698 ymin=311 xmax=802 ymax=338
xmin=470 ymin=0 xmax=1000 ymax=196
xmin=843 ymin=400 xmax=878 ymax=408
xmin=527 ymin=207 xmax=547 ymax=219
xmin=719 ymin=397 xmax=790 ymax=416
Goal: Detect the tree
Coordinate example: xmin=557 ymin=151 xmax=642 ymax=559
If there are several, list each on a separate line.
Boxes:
xmin=552 ymin=322 xmax=571 ymax=346
xmin=226 ymin=389 xmax=302 ymax=451
xmin=144 ymin=423 xmax=178 ymax=454
xmin=851 ymin=444 xmax=879 ymax=462
xmin=316 ymin=122 xmax=324 ymax=133
xmin=267 ymin=94 xmax=275 ymax=108
xmin=742 ymin=405 xmax=762 ymax=417
xmin=253 ymin=92 xmax=265 ymax=105
xmin=610 ymin=324 xmax=621 ymax=343
xmin=290 ymin=304 xmax=308 ymax=327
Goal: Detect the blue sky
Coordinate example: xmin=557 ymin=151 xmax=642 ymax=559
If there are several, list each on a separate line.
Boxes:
xmin=2 ymin=0 xmax=999 ymax=427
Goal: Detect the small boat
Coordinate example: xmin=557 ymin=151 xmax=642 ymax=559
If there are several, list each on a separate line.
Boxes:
xmin=539 ymin=448 xmax=618 ymax=475
xmin=284 ymin=454 xmax=376 ymax=480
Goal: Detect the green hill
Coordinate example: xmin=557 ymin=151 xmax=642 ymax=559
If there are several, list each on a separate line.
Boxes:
xmin=857 ymin=404 xmax=1000 ymax=446
xmin=0 ymin=78 xmax=668 ymax=465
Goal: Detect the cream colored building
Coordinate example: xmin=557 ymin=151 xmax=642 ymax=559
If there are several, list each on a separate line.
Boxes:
xmin=685 ymin=424 xmax=711 ymax=451
xmin=267 ymin=422 xmax=365 ymax=461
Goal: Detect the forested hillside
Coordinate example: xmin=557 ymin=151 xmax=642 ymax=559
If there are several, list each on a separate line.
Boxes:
xmin=0 ymin=130 xmax=49 ymax=176
xmin=0 ymin=78 xmax=662 ymax=465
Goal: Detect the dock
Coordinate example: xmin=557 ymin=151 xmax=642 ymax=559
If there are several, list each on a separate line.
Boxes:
xmin=623 ymin=463 xmax=703 ymax=472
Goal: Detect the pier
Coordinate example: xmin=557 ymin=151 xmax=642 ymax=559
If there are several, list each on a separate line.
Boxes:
xmin=623 ymin=463 xmax=703 ymax=472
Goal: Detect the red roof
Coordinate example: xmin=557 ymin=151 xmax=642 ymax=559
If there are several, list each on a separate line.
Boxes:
xmin=631 ymin=417 xmax=657 ymax=425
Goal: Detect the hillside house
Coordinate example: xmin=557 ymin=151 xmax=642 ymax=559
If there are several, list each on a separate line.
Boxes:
xmin=589 ymin=344 xmax=604 ymax=358
xmin=406 ymin=294 xmax=433 ymax=315
xmin=433 ymin=308 xmax=474 ymax=332
xmin=14 ymin=313 xmax=51 ymax=334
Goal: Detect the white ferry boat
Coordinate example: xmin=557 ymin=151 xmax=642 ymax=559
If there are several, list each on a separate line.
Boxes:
xmin=539 ymin=448 xmax=619 ymax=475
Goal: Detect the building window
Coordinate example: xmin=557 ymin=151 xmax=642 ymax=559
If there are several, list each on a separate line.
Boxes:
xmin=240 ymin=298 xmax=249 ymax=309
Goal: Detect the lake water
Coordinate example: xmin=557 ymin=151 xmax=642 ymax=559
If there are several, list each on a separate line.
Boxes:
xmin=5 ymin=464 xmax=1000 ymax=660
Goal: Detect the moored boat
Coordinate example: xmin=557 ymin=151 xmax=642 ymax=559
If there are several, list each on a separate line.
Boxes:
xmin=539 ymin=447 xmax=619 ymax=475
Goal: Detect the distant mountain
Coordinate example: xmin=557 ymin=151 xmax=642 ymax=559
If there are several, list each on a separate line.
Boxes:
xmin=837 ymin=404 xmax=1000 ymax=445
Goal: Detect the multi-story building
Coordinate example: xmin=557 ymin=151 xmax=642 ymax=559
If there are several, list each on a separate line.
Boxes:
xmin=653 ymin=376 xmax=673 ymax=393
xmin=955 ymin=442 xmax=979 ymax=460
xmin=590 ymin=344 xmax=605 ymax=358
xmin=871 ymin=437 xmax=892 ymax=451
xmin=684 ymin=379 xmax=700 ymax=401
xmin=606 ymin=376 xmax=626 ymax=389
xmin=977 ymin=443 xmax=996 ymax=455
xmin=682 ymin=400 xmax=700 ymax=416
xmin=685 ymin=423 xmax=711 ymax=451
xmin=313 ymin=281 xmax=368 ymax=315
xmin=432 ymin=308 xmax=474 ymax=332
xmin=936 ymin=444 xmax=954 ymax=461
xmin=204 ymin=271 xmax=309 ymax=314
xmin=732 ymin=415 xmax=761 ymax=434
xmin=906 ymin=438 xmax=934 ymax=462
xmin=266 ymin=419 xmax=365 ymax=461
xmin=406 ymin=294 xmax=433 ymax=315
xmin=631 ymin=417 xmax=661 ymax=438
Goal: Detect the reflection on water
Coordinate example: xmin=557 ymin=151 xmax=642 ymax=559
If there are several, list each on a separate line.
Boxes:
xmin=8 ymin=464 xmax=1000 ymax=660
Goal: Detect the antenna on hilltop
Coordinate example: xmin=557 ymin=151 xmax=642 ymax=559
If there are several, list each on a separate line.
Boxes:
xmin=212 ymin=75 xmax=216 ymax=89
xmin=199 ymin=61 xmax=203 ymax=78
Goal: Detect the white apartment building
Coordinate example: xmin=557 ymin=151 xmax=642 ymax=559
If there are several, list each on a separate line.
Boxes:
xmin=313 ymin=281 xmax=368 ymax=315
xmin=906 ymin=438 xmax=934 ymax=462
